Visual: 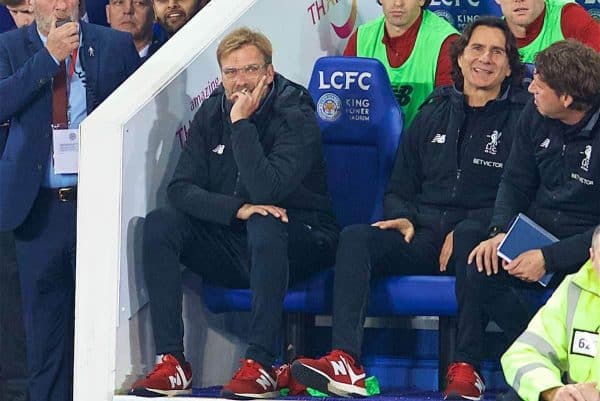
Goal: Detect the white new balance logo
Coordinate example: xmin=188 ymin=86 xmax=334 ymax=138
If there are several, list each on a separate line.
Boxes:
xmin=168 ymin=365 xmax=191 ymax=389
xmin=255 ymin=368 xmax=276 ymax=391
xmin=330 ymin=356 xmax=365 ymax=385
xmin=431 ymin=133 xmax=446 ymax=144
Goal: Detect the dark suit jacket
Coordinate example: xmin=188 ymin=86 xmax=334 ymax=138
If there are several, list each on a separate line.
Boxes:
xmin=0 ymin=21 xmax=140 ymax=231
xmin=141 ymin=32 xmax=166 ymax=64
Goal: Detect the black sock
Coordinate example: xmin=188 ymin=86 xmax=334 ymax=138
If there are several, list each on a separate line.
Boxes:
xmin=163 ymin=351 xmax=186 ymax=366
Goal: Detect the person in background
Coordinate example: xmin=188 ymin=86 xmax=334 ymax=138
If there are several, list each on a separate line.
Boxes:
xmin=0 ymin=0 xmax=33 ymax=27
xmin=343 ymin=0 xmax=458 ymax=127
xmin=0 ymin=0 xmax=140 ymax=398
xmin=152 ymin=0 xmax=208 ymax=38
xmin=0 ymin=1 xmax=33 ymax=398
xmin=444 ymin=39 xmax=600 ymax=401
xmin=495 ymin=0 xmax=600 ymax=63
xmin=106 ymin=0 xmax=164 ymax=61
xmin=502 ymin=225 xmax=600 ymax=401
xmin=292 ymin=17 xmax=528 ymax=398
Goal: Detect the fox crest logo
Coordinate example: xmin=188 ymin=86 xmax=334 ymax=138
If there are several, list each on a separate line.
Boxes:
xmin=581 ymin=145 xmax=592 ymax=172
xmin=485 ymin=130 xmax=502 ymax=155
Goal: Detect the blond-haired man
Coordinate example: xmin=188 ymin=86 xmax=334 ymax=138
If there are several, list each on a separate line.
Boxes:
xmin=129 ymin=27 xmax=338 ymax=399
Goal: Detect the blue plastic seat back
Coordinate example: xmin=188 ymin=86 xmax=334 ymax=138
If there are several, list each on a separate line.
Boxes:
xmin=428 ymin=0 xmax=503 ymax=31
xmin=308 ymin=56 xmax=402 ymax=227
xmin=522 ymin=62 xmax=535 ymax=89
xmin=576 ymin=0 xmax=600 ymax=20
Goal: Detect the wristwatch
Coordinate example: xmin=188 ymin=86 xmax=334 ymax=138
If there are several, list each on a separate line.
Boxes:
xmin=488 ymin=226 xmax=502 ymax=238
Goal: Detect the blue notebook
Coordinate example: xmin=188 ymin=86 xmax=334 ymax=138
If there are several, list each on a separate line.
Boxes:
xmin=497 ymin=213 xmax=558 ymax=287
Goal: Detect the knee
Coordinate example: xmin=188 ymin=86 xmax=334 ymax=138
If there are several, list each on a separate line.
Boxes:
xmin=246 ymin=214 xmax=287 ymax=251
xmin=335 ymin=224 xmax=376 ymax=269
xmin=454 ymin=219 xmax=487 ymax=244
xmin=453 ymin=220 xmax=488 ymax=262
xmin=143 ymin=207 xmax=183 ymax=246
xmin=338 ymin=224 xmax=374 ymax=247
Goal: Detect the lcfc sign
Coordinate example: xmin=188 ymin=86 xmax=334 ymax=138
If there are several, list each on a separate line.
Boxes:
xmin=318 ymin=70 xmax=372 ymax=90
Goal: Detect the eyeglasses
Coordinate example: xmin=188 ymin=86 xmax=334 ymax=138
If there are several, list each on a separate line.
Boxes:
xmin=222 ymin=63 xmax=268 ymax=79
xmin=465 ymin=45 xmax=507 ymax=59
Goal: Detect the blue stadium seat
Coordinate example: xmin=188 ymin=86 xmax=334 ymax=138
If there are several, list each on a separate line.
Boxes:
xmin=203 ymin=56 xmax=405 ymax=315
xmin=575 ymin=0 xmax=600 ymax=21
xmin=522 ymin=62 xmax=535 ymax=89
xmin=428 ymin=0 xmax=503 ymax=31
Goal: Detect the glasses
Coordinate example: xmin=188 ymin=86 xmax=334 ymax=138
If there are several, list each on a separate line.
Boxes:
xmin=465 ymin=45 xmax=507 ymax=59
xmin=222 ymin=63 xmax=268 ymax=79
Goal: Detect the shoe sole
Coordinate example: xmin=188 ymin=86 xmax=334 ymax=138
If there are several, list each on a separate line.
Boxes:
xmin=129 ymin=387 xmax=192 ymax=397
xmin=220 ymin=389 xmax=280 ymax=400
xmin=291 ymin=361 xmax=368 ymax=397
xmin=444 ymin=391 xmax=483 ymax=401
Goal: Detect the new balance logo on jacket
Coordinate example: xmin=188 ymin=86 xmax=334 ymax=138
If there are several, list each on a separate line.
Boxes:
xmin=431 ymin=133 xmax=447 ymax=144
xmin=292 ymin=349 xmax=368 ymax=397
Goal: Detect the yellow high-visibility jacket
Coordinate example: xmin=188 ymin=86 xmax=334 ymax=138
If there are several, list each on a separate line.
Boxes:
xmin=502 ymin=260 xmax=600 ymax=401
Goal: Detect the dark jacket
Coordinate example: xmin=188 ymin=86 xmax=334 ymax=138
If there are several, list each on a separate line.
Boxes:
xmin=0 ymin=21 xmax=140 ymax=230
xmin=140 ymin=32 xmax=166 ymax=64
xmin=490 ymin=100 xmax=600 ymax=273
xmin=168 ymin=73 xmax=337 ymax=234
xmin=384 ymin=84 xmax=530 ymax=238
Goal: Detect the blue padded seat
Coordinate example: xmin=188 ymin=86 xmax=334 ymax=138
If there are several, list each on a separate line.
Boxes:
xmin=203 ymin=56 xmax=410 ymax=314
xmin=201 ymin=58 xmax=460 ymax=319
xmin=203 ymin=269 xmax=458 ymax=316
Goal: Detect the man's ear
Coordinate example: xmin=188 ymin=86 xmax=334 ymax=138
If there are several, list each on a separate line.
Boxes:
xmin=561 ymin=93 xmax=574 ymax=109
xmin=265 ymin=63 xmax=275 ymax=85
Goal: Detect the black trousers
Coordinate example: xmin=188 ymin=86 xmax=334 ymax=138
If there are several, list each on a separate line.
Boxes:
xmin=331 ymin=224 xmax=443 ymax=360
xmin=12 ymin=192 xmax=77 ymax=401
xmin=143 ymin=207 xmax=337 ymax=369
xmin=453 ymin=218 xmax=537 ymax=370
xmin=0 ymin=231 xmax=28 ymax=401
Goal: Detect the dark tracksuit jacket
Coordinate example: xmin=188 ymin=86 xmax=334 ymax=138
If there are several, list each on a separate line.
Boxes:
xmin=384 ymin=84 xmax=530 ymax=244
xmin=490 ymin=100 xmax=600 ymax=273
xmin=167 ymin=73 xmax=338 ymax=241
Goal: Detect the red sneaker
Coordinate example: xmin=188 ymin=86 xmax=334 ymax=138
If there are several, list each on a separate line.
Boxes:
xmin=128 ymin=354 xmax=192 ymax=397
xmin=291 ymin=349 xmax=367 ymax=397
xmin=275 ymin=362 xmax=307 ymax=395
xmin=221 ymin=359 xmax=280 ymax=399
xmin=444 ymin=362 xmax=485 ymax=401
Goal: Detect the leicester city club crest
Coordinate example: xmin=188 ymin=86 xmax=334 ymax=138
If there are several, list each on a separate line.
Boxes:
xmin=317 ymin=93 xmax=342 ymax=122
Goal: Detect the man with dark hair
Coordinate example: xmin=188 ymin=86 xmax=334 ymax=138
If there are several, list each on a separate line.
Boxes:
xmin=0 ymin=0 xmax=32 ymax=27
xmin=343 ymin=0 xmax=458 ymax=127
xmin=292 ymin=17 xmax=529 ymax=398
xmin=495 ymin=0 xmax=600 ymax=62
xmin=106 ymin=0 xmax=164 ymax=61
xmin=152 ymin=0 xmax=208 ymax=37
xmin=128 ymin=27 xmax=338 ymax=399
xmin=0 ymin=0 xmax=140 ymax=399
xmin=445 ymin=39 xmax=600 ymax=401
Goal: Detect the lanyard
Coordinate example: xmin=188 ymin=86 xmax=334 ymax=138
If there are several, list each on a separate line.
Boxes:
xmin=67 ymin=47 xmax=79 ymax=81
